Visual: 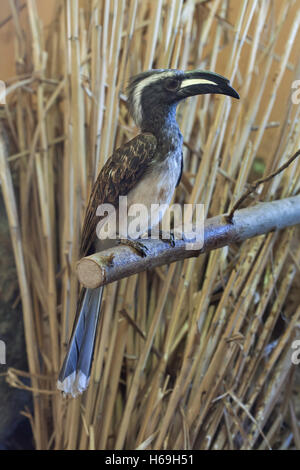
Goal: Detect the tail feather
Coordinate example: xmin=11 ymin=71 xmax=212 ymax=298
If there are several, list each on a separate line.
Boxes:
xmin=57 ymin=286 xmax=103 ymax=397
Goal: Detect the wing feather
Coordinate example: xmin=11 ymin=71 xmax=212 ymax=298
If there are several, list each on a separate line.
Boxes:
xmin=80 ymin=133 xmax=157 ymax=256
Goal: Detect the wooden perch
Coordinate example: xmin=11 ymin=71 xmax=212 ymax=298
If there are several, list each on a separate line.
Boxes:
xmin=76 ymin=195 xmax=300 ymax=289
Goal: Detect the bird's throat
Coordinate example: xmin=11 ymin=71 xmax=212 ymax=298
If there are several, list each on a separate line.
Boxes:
xmin=141 ymin=104 xmax=183 ymax=154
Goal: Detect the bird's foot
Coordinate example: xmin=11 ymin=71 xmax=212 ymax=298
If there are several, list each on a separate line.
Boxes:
xmin=161 ymin=230 xmax=176 ymax=247
xmin=117 ymin=238 xmax=150 ymax=257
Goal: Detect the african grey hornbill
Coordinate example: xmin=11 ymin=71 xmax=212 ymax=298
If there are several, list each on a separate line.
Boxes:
xmin=57 ymin=68 xmax=239 ymax=396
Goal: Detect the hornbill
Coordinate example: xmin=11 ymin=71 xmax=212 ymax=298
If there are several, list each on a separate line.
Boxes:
xmin=57 ymin=69 xmax=239 ymax=396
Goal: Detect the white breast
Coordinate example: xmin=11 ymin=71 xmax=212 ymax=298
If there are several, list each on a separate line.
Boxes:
xmin=125 ymin=152 xmax=180 ymax=237
xmin=96 ymin=152 xmax=181 ymax=241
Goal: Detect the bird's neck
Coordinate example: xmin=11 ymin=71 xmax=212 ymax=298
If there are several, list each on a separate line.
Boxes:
xmin=140 ymin=104 xmax=183 ymax=153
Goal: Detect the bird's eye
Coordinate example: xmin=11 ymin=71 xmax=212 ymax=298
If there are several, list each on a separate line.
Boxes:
xmin=165 ymin=78 xmax=180 ymax=92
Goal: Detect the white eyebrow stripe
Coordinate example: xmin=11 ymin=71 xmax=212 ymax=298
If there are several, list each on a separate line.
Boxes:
xmin=132 ymin=71 xmax=175 ymax=127
xmin=180 ymin=78 xmax=217 ymax=88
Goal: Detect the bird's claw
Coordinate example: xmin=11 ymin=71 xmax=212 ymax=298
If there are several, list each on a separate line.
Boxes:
xmin=158 ymin=231 xmax=175 ymax=247
xmin=167 ymin=231 xmax=176 ymax=247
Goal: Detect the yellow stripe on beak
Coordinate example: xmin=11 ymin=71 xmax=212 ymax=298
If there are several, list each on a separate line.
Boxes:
xmin=180 ymin=78 xmax=217 ymax=88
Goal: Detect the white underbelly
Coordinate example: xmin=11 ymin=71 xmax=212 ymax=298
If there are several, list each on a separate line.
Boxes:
xmin=96 ymin=154 xmax=181 ymax=241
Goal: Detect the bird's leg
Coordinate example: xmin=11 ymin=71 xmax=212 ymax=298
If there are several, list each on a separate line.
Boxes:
xmin=117 ymin=238 xmax=150 ymax=257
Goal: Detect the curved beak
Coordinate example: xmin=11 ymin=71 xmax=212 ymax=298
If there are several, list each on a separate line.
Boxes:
xmin=178 ymin=70 xmax=240 ymax=100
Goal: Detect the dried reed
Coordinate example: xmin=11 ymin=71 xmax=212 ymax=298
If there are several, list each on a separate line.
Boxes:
xmin=0 ymin=0 xmax=300 ymax=450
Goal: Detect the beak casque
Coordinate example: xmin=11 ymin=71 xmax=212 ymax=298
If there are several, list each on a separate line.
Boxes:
xmin=178 ymin=70 xmax=240 ymax=100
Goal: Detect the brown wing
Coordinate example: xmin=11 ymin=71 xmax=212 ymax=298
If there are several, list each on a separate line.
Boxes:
xmin=80 ymin=133 xmax=157 ymax=256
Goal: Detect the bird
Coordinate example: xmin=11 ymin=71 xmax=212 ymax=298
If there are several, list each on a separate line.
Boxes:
xmin=57 ymin=68 xmax=239 ymax=396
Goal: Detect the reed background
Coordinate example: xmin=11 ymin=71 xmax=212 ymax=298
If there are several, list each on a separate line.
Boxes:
xmin=0 ymin=0 xmax=300 ymax=450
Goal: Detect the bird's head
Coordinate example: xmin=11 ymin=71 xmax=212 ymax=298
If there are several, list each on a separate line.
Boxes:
xmin=127 ymin=69 xmax=239 ymax=130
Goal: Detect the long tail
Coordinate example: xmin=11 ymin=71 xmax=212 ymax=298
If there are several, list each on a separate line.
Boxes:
xmin=57 ymin=286 xmax=103 ymax=397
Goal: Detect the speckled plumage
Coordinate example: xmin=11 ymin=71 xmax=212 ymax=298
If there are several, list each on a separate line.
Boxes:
xmin=80 ymin=132 xmax=158 ymax=256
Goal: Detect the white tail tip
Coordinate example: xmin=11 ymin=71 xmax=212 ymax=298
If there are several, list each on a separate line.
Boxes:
xmin=57 ymin=371 xmax=90 ymax=397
